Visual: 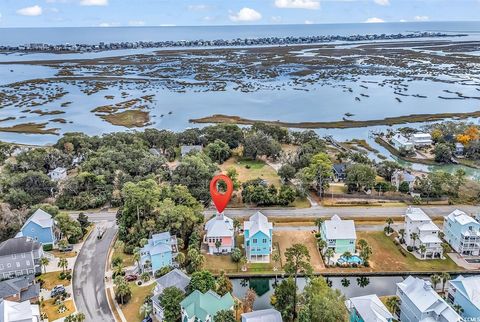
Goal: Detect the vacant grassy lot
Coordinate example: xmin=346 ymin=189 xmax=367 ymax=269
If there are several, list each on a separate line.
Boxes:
xmin=220 ymin=157 xmax=281 ymax=187
xmin=38 ymin=271 xmax=71 ymax=290
xmin=120 ymin=283 xmax=155 ymax=322
xmin=112 ymin=247 xmax=135 ymax=267
xmin=49 ymin=250 xmax=77 ymax=258
xmin=42 ymin=298 xmax=75 ymax=321
xmin=273 ymin=231 xmax=324 ymax=272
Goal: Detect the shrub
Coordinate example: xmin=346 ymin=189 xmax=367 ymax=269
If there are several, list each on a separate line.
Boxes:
xmin=154 ymin=266 xmax=172 ymax=278
xmin=137 ymin=281 xmax=142 ymax=286
xmin=407 ymin=246 xmax=413 ymax=252
xmin=43 ymin=244 xmax=53 ymax=251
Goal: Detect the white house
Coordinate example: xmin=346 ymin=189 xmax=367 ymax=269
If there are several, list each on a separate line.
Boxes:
xmin=241 ymin=309 xmax=282 ymax=322
xmin=204 ymin=213 xmax=235 ymax=254
xmin=391 ymin=134 xmax=414 ymax=151
xmin=345 ymin=294 xmax=393 ymax=322
xmin=444 ymin=209 xmax=480 ymax=256
xmin=447 ymin=275 xmax=480 ymax=320
xmin=404 ymin=207 xmax=443 ymax=259
xmin=411 ymin=133 xmax=433 ymax=146
xmin=396 ymin=276 xmax=461 ymax=322
xmin=47 ymin=167 xmax=67 ymax=181
xmin=0 ymin=298 xmax=40 ymax=322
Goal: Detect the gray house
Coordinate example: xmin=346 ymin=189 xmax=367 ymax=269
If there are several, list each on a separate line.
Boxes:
xmin=152 ymin=269 xmax=190 ymax=321
xmin=0 ymin=237 xmax=44 ymax=279
xmin=0 ymin=275 xmax=40 ymax=303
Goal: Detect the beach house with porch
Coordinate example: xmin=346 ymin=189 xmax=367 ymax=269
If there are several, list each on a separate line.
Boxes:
xmin=345 ymin=294 xmax=393 ymax=322
xmin=447 ymin=275 xmax=480 ymax=320
xmin=244 ymin=211 xmax=273 ymax=263
xmin=404 ymin=207 xmax=443 ymax=259
xmin=320 ymin=215 xmax=356 ymax=254
xmin=16 ymin=209 xmax=58 ymax=247
xmin=139 ymin=232 xmax=178 ymax=274
xmin=180 ymin=290 xmax=234 ymax=322
xmin=444 ymin=209 xmax=480 ymax=256
xmin=204 ymin=213 xmax=235 ymax=254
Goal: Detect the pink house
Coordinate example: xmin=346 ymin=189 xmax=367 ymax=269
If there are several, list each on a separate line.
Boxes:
xmin=204 ymin=214 xmax=235 ymax=254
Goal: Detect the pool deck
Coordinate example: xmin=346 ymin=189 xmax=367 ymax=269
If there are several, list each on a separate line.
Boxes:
xmin=448 ymin=253 xmax=480 ymax=270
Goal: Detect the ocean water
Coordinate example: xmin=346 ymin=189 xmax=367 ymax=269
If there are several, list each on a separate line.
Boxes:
xmin=1 ymin=21 xmax=480 ymax=46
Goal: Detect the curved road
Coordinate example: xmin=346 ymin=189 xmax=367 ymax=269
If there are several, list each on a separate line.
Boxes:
xmin=73 ymin=221 xmax=117 ymax=322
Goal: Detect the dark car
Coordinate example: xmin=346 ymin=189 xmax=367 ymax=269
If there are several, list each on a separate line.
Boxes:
xmin=124 ymin=274 xmax=138 ymax=282
xmin=51 ymin=285 xmax=66 ymax=297
xmin=59 ymin=245 xmax=74 ymax=252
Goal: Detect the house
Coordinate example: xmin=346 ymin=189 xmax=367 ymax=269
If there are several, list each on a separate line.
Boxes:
xmin=396 ymin=276 xmax=461 ymax=322
xmin=47 ymin=167 xmax=67 ymax=181
xmin=152 ymin=269 xmax=190 ymax=321
xmin=0 ymin=275 xmax=40 ymax=303
xmin=204 ymin=214 xmax=235 ymax=254
xmin=404 ymin=207 xmax=443 ymax=259
xmin=411 ymin=133 xmax=433 ymax=146
xmin=0 ymin=298 xmax=41 ymax=322
xmin=244 ymin=212 xmax=273 ymax=263
xmin=444 ymin=209 xmax=480 ymax=256
xmin=180 ymin=145 xmax=203 ymax=157
xmin=139 ymin=232 xmax=178 ymax=275
xmin=180 ymin=290 xmax=234 ymax=322
xmin=345 ymin=294 xmax=393 ymax=322
xmin=15 ymin=209 xmax=57 ymax=247
xmin=0 ymin=237 xmax=43 ymax=279
xmin=391 ymin=134 xmax=414 ymax=151
xmin=320 ymin=215 xmax=356 ymax=254
xmin=447 ymin=275 xmax=480 ymax=319
xmin=391 ymin=170 xmax=416 ymax=192
xmin=241 ymin=309 xmax=282 ymax=322
xmin=454 ymin=143 xmax=464 ymax=156
xmin=332 ymin=163 xmax=347 ymax=182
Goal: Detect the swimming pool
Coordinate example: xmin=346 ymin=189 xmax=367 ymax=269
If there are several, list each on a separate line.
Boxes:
xmin=338 ymin=255 xmax=364 ymax=265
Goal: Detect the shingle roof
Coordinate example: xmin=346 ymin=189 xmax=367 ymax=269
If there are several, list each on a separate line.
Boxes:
xmin=0 ymin=275 xmax=37 ymax=300
xmin=205 ymin=215 xmax=234 ymax=238
xmin=244 ymin=212 xmax=272 ymax=238
xmin=241 ymin=309 xmax=282 ymax=322
xmin=180 ymin=290 xmax=234 ymax=320
xmin=323 ymin=215 xmax=356 ymax=240
xmin=347 ymin=294 xmax=393 ymax=322
xmin=450 ymin=275 xmax=480 ymax=310
xmin=22 ymin=209 xmax=54 ymax=229
xmin=0 ymin=237 xmax=42 ymax=257
xmin=154 ymin=269 xmax=190 ymax=295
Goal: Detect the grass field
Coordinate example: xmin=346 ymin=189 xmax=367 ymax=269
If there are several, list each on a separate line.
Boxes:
xmin=273 ymin=231 xmax=324 ymax=272
xmin=42 ymin=298 xmax=75 ymax=321
xmin=220 ymin=157 xmax=281 ymax=187
xmin=120 ymin=283 xmax=155 ymax=322
xmin=38 ymin=271 xmax=71 ymax=290
xmin=112 ymin=247 xmax=135 ymax=267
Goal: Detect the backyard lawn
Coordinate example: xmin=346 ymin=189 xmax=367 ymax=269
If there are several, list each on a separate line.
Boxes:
xmin=112 ymin=246 xmax=135 ymax=267
xmin=38 ymin=271 xmax=71 ymax=290
xmin=220 ymin=157 xmax=281 ymax=187
xmin=42 ymin=298 xmax=75 ymax=321
xmin=120 ymin=283 xmax=155 ymax=322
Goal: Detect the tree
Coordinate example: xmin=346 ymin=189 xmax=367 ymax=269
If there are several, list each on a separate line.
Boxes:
xmin=398 ymin=229 xmax=406 ymax=243
xmin=284 ymin=244 xmax=312 ymax=320
xmin=243 ymin=131 xmax=281 ymax=160
xmin=376 ymin=161 xmax=402 ymax=181
xmin=231 ymin=248 xmax=242 ymax=264
xmin=419 ymin=244 xmax=427 ymax=258
xmin=114 ymin=278 xmax=131 ymax=305
xmin=399 ymin=181 xmax=410 ymax=193
xmin=298 ymin=277 xmax=348 ymax=322
xmin=176 ymin=252 xmax=186 ymax=267
xmin=242 ymin=288 xmax=257 ymax=313
xmin=410 ymin=233 xmax=419 ymax=248
xmin=441 ymin=272 xmax=451 ymax=293
xmin=342 ymin=251 xmax=353 ymax=262
xmin=301 ymin=153 xmax=333 ymax=195
xmin=278 ymin=164 xmax=296 ymax=183
xmin=65 ymin=313 xmax=86 ymax=322
xmin=277 ymin=185 xmax=297 ymax=206
xmin=345 ymin=164 xmax=376 ymax=193
xmin=430 ymin=274 xmax=441 ymax=290
xmin=1 ymin=171 xmax=56 ymax=208
xmin=386 ymin=296 xmax=400 ymax=315
xmin=213 ymin=310 xmax=236 ymax=322
xmin=324 ymin=248 xmax=334 ymax=266
xmin=314 ymin=218 xmax=324 ymax=232
xmin=358 ymin=240 xmax=372 ymax=264
xmin=216 ymin=271 xmax=233 ymax=296
xmin=77 ymin=212 xmax=90 ymax=234
xmin=188 ymin=270 xmax=216 ymax=294
xmin=58 ymin=258 xmax=68 ymax=273
xmin=385 ymin=218 xmax=394 ymax=234
xmin=271 ymin=278 xmax=296 ymax=322
xmin=203 ymin=124 xmax=244 ymax=149
xmin=453 ymin=304 xmax=464 ymax=315
xmin=215 ymin=240 xmax=222 ymax=254
xmin=226 ymin=167 xmax=240 ymax=190
xmin=55 ymin=213 xmax=83 ymax=243
xmin=434 ymin=143 xmax=453 ymax=163
xmin=204 ymin=140 xmax=231 ymax=164
xmin=159 ymin=286 xmax=185 ymax=322
xmin=40 ymin=256 xmax=49 ymax=274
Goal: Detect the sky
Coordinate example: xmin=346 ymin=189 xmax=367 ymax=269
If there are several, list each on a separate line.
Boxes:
xmin=0 ymin=0 xmax=479 ymax=28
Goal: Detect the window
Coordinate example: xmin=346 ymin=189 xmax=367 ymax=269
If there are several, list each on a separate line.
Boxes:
xmin=11 ymin=254 xmax=16 ymax=259
xmin=16 ymin=262 xmax=20 ymax=268
xmin=7 ymin=263 xmax=11 ymax=268
xmin=253 ymin=239 xmax=257 ymax=243
xmin=262 ymin=239 xmax=267 ymax=243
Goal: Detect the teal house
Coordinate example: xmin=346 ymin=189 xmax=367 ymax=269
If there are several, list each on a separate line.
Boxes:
xmin=244 ymin=211 xmax=273 ymax=263
xmin=321 ymin=215 xmax=356 ymax=254
xmin=139 ymin=232 xmax=178 ymax=275
xmin=180 ymin=290 xmax=234 ymax=322
xmin=16 ymin=209 xmax=57 ymax=247
xmin=345 ymin=294 xmax=393 ymax=322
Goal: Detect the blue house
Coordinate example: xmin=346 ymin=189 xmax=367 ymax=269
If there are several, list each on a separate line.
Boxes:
xmin=16 ymin=209 xmax=57 ymax=247
xmin=139 ymin=232 xmax=178 ymax=274
xmin=448 ymin=275 xmax=480 ymax=319
xmin=345 ymin=294 xmax=393 ymax=322
xmin=244 ymin=211 xmax=272 ymax=263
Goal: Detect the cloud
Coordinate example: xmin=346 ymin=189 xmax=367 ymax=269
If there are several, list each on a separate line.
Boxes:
xmin=373 ymin=0 xmax=389 ymax=5
xmin=187 ymin=4 xmax=209 ymax=11
xmin=80 ymin=0 xmax=108 ymax=6
xmin=17 ymin=5 xmax=43 ymax=16
xmin=304 ymin=20 xmax=314 ymax=24
xmin=229 ymin=8 xmax=262 ymax=22
xmin=365 ymin=17 xmax=385 ymax=23
xmin=275 ymin=0 xmax=320 ymax=9
xmin=414 ymin=15 xmax=429 ymax=21
xmin=128 ymin=20 xmax=145 ymax=26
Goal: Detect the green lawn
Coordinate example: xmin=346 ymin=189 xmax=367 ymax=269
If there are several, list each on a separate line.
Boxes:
xmin=37 ymin=271 xmax=71 ymax=290
xmin=120 ymin=283 xmax=155 ymax=322
xmin=112 ymin=247 xmax=135 ymax=267
xmin=219 ymin=157 xmax=281 ymax=187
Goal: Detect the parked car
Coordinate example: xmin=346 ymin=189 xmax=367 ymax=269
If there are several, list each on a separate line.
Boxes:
xmin=142 ymin=317 xmax=152 ymax=322
xmin=124 ymin=274 xmax=138 ymax=282
xmin=59 ymin=245 xmax=73 ymax=252
xmin=51 ymin=285 xmax=66 ymax=297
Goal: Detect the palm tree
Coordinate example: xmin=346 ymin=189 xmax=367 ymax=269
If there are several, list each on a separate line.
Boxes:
xmin=115 ymin=282 xmax=131 ymax=305
xmin=40 ymin=257 xmax=49 ymax=274
xmin=341 ymin=277 xmax=350 ymax=287
xmin=272 ymin=253 xmax=280 ymax=283
xmin=453 ymin=304 xmax=464 ymax=315
xmin=325 ymin=248 xmax=335 ymax=266
xmin=385 ymin=218 xmax=394 ymax=234
xmin=358 ymin=239 xmax=368 ymax=250
xmin=342 ymin=251 xmax=353 ymax=262
xmin=133 ymin=247 xmax=141 ymax=272
xmin=386 ymin=296 xmax=400 ymax=315
xmin=58 ymin=258 xmax=68 ymax=273
xmin=215 ymin=240 xmax=222 ymax=254
xmin=316 ymin=239 xmax=327 ymax=253
xmin=430 ymin=274 xmax=441 ymax=290
xmin=410 ymin=232 xmax=419 ymax=248
xmin=419 ymin=244 xmax=427 ymax=259
xmin=441 ymin=242 xmax=450 ymax=256
xmin=139 ymin=302 xmax=152 ymax=318
xmin=76 ymin=313 xmax=86 ymax=322
xmin=113 ymin=263 xmax=124 ymax=278
xmin=441 ymin=272 xmax=451 ymax=293
xmin=314 ymin=218 xmax=324 ymax=232
xmin=398 ymin=229 xmax=405 ymax=242
xmin=234 ymin=299 xmax=242 ymax=320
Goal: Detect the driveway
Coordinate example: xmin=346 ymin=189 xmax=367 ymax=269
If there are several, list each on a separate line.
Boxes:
xmin=73 ymin=221 xmax=117 ymax=322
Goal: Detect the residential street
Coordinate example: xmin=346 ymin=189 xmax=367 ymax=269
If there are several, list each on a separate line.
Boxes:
xmin=73 ymin=221 xmax=117 ymax=322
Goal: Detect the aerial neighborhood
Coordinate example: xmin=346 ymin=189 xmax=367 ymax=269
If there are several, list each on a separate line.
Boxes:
xmin=1 ymin=123 xmax=480 ymax=322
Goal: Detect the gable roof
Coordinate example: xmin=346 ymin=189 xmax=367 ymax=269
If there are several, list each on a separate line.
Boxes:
xmin=205 ymin=215 xmax=234 ymax=238
xmin=447 ymin=209 xmax=479 ymax=226
xmin=141 ymin=232 xmax=174 ymax=255
xmin=322 ymin=215 xmax=356 ymax=240
xmin=0 ymin=237 xmax=42 ymax=257
xmin=333 ymin=163 xmax=347 ymax=174
xmin=450 ymin=275 xmax=480 ymax=310
xmin=180 ymin=290 xmax=234 ymax=320
xmin=241 ymin=308 xmax=282 ymax=322
xmin=244 ymin=212 xmax=272 ymax=239
xmin=0 ymin=299 xmax=38 ymax=322
xmin=155 ymin=269 xmax=190 ymax=294
xmin=347 ymin=294 xmax=393 ymax=322
xmin=0 ymin=275 xmax=38 ymax=300
xmin=22 ymin=209 xmax=54 ymax=229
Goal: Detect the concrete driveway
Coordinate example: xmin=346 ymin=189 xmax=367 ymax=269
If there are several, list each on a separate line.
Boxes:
xmin=73 ymin=221 xmax=117 ymax=322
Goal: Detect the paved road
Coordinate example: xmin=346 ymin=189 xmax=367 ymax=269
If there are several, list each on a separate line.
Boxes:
xmin=71 ymin=205 xmax=480 ymax=223
xmin=73 ymin=221 xmax=117 ymax=322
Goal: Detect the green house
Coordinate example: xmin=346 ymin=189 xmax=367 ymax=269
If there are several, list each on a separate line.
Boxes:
xmin=321 ymin=215 xmax=357 ymax=254
xmin=180 ymin=290 xmax=234 ymax=322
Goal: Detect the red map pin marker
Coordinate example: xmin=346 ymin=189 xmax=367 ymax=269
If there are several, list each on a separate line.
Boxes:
xmin=210 ymin=174 xmax=233 ymax=214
